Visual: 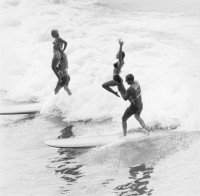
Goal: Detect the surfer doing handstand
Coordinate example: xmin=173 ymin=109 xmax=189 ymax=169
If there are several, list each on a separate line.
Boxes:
xmin=51 ymin=29 xmax=71 ymax=95
xmin=102 ymin=39 xmax=126 ymax=97
xmin=120 ymin=74 xmax=149 ymax=136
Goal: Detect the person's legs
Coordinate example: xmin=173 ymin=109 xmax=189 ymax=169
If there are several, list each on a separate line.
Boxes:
xmin=54 ymin=84 xmax=62 ymax=94
xmin=56 ymin=75 xmax=71 ymax=95
xmin=60 ymin=53 xmax=68 ymax=70
xmin=118 ymin=83 xmax=126 ymax=95
xmin=64 ymin=75 xmax=71 ymax=95
xmin=122 ymin=120 xmax=127 ymax=136
xmin=102 ymin=80 xmax=120 ymax=97
xmin=135 ymin=114 xmax=149 ymax=135
xmin=122 ymin=106 xmax=134 ymax=136
xmin=135 ymin=114 xmax=146 ymax=128
xmin=64 ymin=85 xmax=72 ymax=95
xmin=54 ymin=74 xmax=66 ymax=94
xmin=52 ymin=57 xmax=61 ymax=79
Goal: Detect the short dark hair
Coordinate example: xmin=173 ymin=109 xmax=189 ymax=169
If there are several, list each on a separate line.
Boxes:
xmin=126 ymin=74 xmax=134 ymax=81
xmin=51 ymin=29 xmax=59 ymax=36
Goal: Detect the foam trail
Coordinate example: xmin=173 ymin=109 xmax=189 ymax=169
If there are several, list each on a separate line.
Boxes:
xmin=78 ymin=131 xmax=200 ymax=166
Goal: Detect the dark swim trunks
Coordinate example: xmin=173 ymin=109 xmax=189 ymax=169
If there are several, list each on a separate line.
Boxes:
xmin=58 ymin=75 xmax=70 ymax=87
xmin=113 ymin=75 xmax=123 ymax=84
xmin=122 ymin=102 xmax=143 ymax=121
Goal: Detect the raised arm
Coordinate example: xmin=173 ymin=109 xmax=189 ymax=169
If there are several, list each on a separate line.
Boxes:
xmin=118 ymin=39 xmax=124 ymax=63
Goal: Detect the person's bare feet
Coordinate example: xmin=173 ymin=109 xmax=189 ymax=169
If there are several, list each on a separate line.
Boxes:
xmin=66 ymin=89 xmax=72 ymax=96
xmin=114 ymin=92 xmax=120 ymax=97
xmin=142 ymin=128 xmax=150 ymax=135
xmin=54 ymin=88 xmax=59 ymax=94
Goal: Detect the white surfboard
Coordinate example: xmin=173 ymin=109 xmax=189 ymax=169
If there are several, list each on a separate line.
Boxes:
xmin=0 ymin=103 xmax=41 ymax=115
xmin=44 ymin=135 xmax=123 ymax=148
xmin=44 ymin=133 xmax=156 ymax=148
xmin=44 ymin=131 xmax=187 ymax=148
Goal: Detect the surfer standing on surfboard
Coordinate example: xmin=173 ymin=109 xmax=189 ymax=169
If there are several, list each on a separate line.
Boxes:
xmin=102 ymin=39 xmax=126 ymax=97
xmin=51 ymin=29 xmax=71 ymax=95
xmin=120 ymin=74 xmax=149 ymax=136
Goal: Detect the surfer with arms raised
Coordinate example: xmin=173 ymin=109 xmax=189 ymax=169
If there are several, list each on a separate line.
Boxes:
xmin=102 ymin=39 xmax=126 ymax=97
xmin=120 ymin=74 xmax=149 ymax=136
xmin=51 ymin=29 xmax=71 ymax=95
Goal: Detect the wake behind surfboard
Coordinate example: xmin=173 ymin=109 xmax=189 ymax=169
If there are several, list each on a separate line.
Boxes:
xmin=0 ymin=103 xmax=41 ymax=115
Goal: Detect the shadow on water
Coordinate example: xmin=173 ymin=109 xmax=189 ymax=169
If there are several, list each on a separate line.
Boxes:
xmin=114 ymin=164 xmax=154 ymax=196
xmin=56 ymin=149 xmax=84 ymax=179
xmin=57 ymin=124 xmax=75 ymax=139
xmin=48 ymin=125 xmax=90 ymax=194
xmin=49 ymin=147 xmax=89 ymax=194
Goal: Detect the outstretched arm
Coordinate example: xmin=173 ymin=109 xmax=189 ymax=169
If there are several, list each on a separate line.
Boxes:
xmin=118 ymin=39 xmax=124 ymax=63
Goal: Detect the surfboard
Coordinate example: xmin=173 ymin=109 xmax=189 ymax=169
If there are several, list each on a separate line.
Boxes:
xmin=0 ymin=103 xmax=41 ymax=115
xmin=44 ymin=135 xmax=123 ymax=148
xmin=44 ymin=131 xmax=187 ymax=148
xmin=44 ymin=133 xmax=155 ymax=148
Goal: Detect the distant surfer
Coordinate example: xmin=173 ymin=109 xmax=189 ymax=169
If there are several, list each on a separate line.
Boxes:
xmin=120 ymin=74 xmax=149 ymax=136
xmin=51 ymin=29 xmax=71 ymax=95
xmin=102 ymin=39 xmax=126 ymax=97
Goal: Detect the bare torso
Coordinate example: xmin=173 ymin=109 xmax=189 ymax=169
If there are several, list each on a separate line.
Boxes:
xmin=113 ymin=61 xmax=124 ymax=75
xmin=53 ymin=37 xmax=63 ymax=51
xmin=128 ymin=81 xmax=142 ymax=105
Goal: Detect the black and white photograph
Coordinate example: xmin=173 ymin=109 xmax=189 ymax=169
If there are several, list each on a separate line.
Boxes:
xmin=0 ymin=0 xmax=200 ymax=195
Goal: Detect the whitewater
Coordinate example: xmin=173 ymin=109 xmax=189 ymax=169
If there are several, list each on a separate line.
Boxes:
xmin=0 ymin=0 xmax=200 ymax=195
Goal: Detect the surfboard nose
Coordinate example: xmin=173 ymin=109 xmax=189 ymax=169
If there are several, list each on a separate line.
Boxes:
xmin=0 ymin=104 xmax=41 ymax=115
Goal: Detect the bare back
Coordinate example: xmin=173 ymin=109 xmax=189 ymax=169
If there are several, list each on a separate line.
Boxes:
xmin=127 ymin=81 xmax=142 ymax=105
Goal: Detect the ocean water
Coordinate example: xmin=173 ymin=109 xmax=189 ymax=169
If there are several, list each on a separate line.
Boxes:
xmin=0 ymin=0 xmax=200 ymax=195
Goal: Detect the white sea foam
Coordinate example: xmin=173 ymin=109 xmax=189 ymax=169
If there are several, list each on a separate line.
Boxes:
xmin=100 ymin=0 xmax=200 ymax=13
xmin=0 ymin=0 xmax=200 ymax=131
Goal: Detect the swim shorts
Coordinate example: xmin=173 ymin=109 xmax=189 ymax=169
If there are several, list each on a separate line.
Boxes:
xmin=58 ymin=75 xmax=70 ymax=87
xmin=122 ymin=103 xmax=143 ymax=121
xmin=113 ymin=75 xmax=123 ymax=84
